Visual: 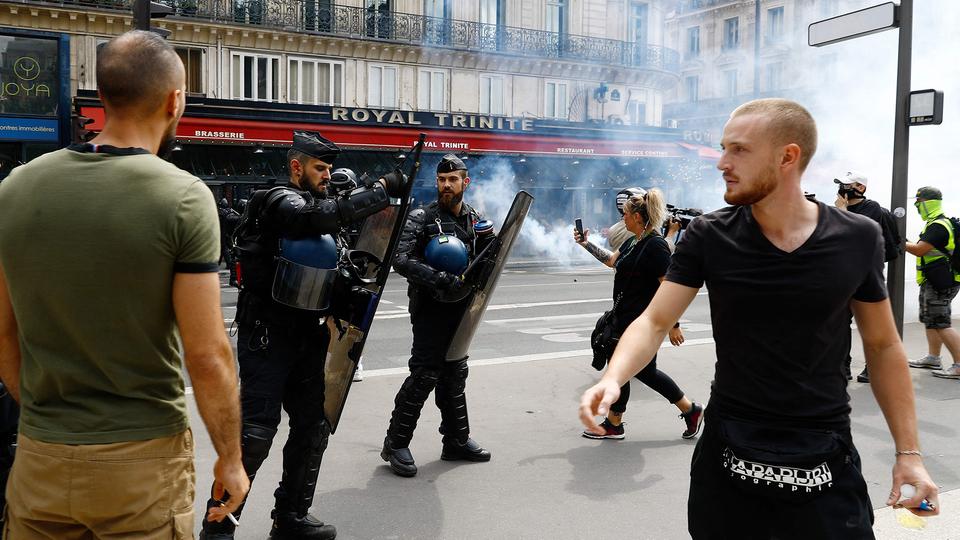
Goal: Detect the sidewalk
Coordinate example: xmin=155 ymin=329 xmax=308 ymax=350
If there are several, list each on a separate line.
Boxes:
xmin=875 ymin=489 xmax=960 ymax=539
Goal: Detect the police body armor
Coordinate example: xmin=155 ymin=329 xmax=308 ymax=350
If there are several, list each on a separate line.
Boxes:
xmin=232 ymin=183 xmax=391 ymax=323
xmin=397 ymin=201 xmax=493 ymax=303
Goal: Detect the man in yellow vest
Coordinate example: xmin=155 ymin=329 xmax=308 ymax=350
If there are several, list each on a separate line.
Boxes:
xmin=905 ymin=186 xmax=960 ymax=379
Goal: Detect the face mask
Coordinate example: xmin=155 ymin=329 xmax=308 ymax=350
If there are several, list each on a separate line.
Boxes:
xmin=916 ymin=199 xmax=943 ymax=221
xmin=837 ymin=185 xmax=864 ymax=200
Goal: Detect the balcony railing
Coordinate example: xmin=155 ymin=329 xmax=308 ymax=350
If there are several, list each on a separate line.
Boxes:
xmin=36 ymin=0 xmax=679 ymax=72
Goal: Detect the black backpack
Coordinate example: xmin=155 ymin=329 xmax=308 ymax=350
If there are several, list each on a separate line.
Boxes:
xmin=231 ymin=187 xmax=287 ymax=292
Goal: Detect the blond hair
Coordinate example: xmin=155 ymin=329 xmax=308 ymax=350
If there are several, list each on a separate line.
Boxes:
xmin=730 ymin=98 xmax=818 ymax=171
xmin=625 ymin=188 xmax=667 ymax=231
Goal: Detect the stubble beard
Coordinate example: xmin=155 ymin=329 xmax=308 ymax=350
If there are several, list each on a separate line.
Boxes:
xmin=723 ymin=163 xmax=779 ymax=206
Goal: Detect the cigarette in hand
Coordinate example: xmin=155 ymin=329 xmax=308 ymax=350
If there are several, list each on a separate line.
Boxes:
xmin=219 ymin=503 xmax=240 ymax=526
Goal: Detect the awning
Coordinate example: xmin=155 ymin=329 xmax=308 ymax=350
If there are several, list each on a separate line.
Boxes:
xmin=80 ymin=107 xmax=694 ymax=159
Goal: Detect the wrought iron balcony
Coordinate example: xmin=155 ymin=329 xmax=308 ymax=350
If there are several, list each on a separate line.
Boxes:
xmin=35 ymin=0 xmax=679 ymax=72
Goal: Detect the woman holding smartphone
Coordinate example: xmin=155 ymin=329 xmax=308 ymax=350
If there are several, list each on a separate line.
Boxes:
xmin=574 ymin=188 xmax=703 ymax=440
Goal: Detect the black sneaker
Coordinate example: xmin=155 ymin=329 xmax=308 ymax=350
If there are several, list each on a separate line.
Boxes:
xmin=856 ymin=369 xmax=870 ymax=383
xmin=680 ymin=402 xmax=704 ymax=439
xmin=269 ymin=512 xmax=337 ymax=540
xmin=582 ymin=418 xmax=625 ymax=440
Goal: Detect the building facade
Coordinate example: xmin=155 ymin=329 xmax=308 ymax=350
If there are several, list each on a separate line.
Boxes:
xmin=662 ymin=0 xmax=847 ymax=145
xmin=2 ymin=0 xmax=729 ymax=227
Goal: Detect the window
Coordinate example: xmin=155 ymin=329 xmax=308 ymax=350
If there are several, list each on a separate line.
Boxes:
xmin=765 ymin=62 xmax=783 ymax=91
xmin=686 ymin=26 xmax=700 ymax=59
xmin=685 ymin=75 xmax=699 ymax=102
xmin=544 ymin=81 xmax=567 ymax=118
xmin=627 ymin=100 xmax=646 ymax=126
xmin=368 ymin=64 xmax=398 ymax=108
xmin=365 ymin=0 xmax=392 ymax=39
xmin=723 ymin=69 xmax=737 ymax=97
xmin=417 ymin=69 xmax=446 ymax=111
xmin=479 ymin=75 xmax=504 ymax=115
xmin=424 ymin=0 xmax=450 ymax=44
xmin=479 ymin=0 xmax=500 ymax=25
xmin=629 ymin=2 xmax=648 ymax=46
xmin=722 ymin=17 xmax=739 ymax=51
xmin=175 ymin=48 xmax=204 ymax=94
xmin=767 ymin=6 xmax=784 ymax=44
xmin=288 ymin=58 xmax=343 ymax=105
xmin=545 ymin=0 xmax=565 ymax=33
xmin=231 ymin=52 xmax=280 ymax=101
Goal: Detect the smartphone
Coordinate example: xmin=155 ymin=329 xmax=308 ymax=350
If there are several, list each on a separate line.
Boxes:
xmin=574 ymin=218 xmax=584 ymax=238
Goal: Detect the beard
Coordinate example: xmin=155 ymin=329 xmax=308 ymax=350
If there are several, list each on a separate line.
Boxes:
xmin=723 ymin=163 xmax=778 ymax=205
xmin=438 ymin=189 xmax=463 ymax=210
xmin=157 ymin=121 xmax=178 ymax=160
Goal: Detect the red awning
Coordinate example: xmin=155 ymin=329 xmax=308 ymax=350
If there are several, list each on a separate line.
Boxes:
xmin=81 ymin=107 xmax=692 ymax=159
xmin=678 ymin=142 xmax=721 ymax=160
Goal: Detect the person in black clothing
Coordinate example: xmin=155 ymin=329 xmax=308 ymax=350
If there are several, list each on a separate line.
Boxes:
xmin=380 ymin=154 xmax=494 ymax=478
xmin=0 ymin=383 xmax=16 ymax=522
xmin=200 ymin=131 xmax=406 ymax=540
xmin=218 ymin=198 xmax=242 ymax=288
xmin=575 ymin=188 xmax=703 ymax=440
xmin=834 ymin=170 xmax=902 ymax=383
xmin=580 ymin=98 xmax=938 ymax=539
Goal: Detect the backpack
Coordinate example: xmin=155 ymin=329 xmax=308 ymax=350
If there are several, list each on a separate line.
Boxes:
xmin=944 ymin=217 xmax=960 ymax=273
xmin=231 ymin=187 xmax=287 ymax=292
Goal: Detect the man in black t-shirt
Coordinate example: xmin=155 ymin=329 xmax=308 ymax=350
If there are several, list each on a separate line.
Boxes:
xmin=834 ymin=170 xmax=902 ymax=383
xmin=580 ymin=98 xmax=938 ymax=539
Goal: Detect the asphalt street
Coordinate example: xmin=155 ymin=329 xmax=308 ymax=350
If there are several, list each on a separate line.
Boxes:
xmin=190 ymin=266 xmax=960 ymax=539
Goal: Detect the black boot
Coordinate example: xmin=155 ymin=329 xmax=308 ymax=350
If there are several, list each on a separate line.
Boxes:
xmin=269 ymin=510 xmax=337 ymax=540
xmin=381 ymin=436 xmax=417 ymax=477
xmin=441 ymin=437 xmax=491 ymax=462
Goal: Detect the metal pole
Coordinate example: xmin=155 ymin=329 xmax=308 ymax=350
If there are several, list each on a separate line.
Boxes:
xmin=888 ymin=0 xmax=913 ymax=336
xmin=133 ymin=0 xmax=151 ymax=31
xmin=753 ymin=0 xmax=761 ymax=96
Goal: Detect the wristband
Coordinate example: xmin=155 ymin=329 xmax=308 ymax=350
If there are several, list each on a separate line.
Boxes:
xmin=673 ymin=322 xmax=680 ymax=329
xmin=895 ymin=450 xmax=922 ymax=457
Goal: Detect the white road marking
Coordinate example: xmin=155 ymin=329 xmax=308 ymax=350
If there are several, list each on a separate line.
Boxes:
xmin=374 ymin=297 xmax=612 ymax=320
xmin=186 ymin=337 xmax=716 ymax=392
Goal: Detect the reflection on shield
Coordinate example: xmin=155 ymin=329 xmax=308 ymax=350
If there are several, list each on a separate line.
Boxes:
xmin=446 ymin=190 xmax=534 ymax=362
xmin=323 ymin=204 xmax=401 ymax=433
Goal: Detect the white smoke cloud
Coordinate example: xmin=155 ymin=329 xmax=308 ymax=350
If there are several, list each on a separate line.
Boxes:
xmin=467 ymin=157 xmax=601 ymax=264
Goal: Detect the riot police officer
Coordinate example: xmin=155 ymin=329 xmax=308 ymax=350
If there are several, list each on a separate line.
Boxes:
xmin=218 ymin=198 xmax=241 ymax=287
xmin=380 ymin=154 xmax=493 ymax=478
xmin=200 ymin=131 xmax=406 ymax=540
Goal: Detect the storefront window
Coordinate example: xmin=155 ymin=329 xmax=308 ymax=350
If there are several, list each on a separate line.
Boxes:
xmin=0 ymin=34 xmax=59 ymax=116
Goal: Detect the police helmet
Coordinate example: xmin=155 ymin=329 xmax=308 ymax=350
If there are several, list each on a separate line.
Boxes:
xmin=425 ymin=234 xmax=469 ymax=275
xmin=329 ymin=168 xmax=358 ymax=195
xmin=616 ymin=187 xmax=647 ymax=215
xmin=272 ymin=234 xmax=340 ymax=311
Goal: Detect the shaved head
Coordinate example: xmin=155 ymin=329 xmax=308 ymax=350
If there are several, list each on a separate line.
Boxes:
xmin=730 ymin=98 xmax=818 ymax=171
xmin=97 ymin=30 xmax=184 ymax=115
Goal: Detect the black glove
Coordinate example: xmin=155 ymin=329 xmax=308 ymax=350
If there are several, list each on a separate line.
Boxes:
xmin=380 ymin=170 xmax=408 ymax=198
xmin=436 ymin=271 xmax=464 ymax=291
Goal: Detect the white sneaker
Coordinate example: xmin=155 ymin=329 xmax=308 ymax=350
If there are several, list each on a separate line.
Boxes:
xmin=908 ymin=355 xmax=942 ymax=369
xmin=932 ymin=363 xmax=960 ymax=379
xmin=353 ymin=358 xmax=364 ymax=382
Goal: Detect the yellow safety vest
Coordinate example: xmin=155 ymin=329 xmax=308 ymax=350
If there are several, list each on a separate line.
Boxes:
xmin=916 ymin=216 xmax=960 ymax=284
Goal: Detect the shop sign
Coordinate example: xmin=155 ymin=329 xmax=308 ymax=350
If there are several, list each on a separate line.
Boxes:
xmin=0 ymin=35 xmax=58 ymax=116
xmin=0 ymin=117 xmax=58 ymax=141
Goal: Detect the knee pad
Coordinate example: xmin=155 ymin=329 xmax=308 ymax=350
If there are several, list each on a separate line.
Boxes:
xmin=241 ymin=422 xmax=277 ymax=471
xmin=401 ymin=367 xmax=441 ymax=401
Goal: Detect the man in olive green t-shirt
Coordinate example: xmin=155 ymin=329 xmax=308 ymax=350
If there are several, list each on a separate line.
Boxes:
xmin=0 ymin=31 xmax=248 ymax=537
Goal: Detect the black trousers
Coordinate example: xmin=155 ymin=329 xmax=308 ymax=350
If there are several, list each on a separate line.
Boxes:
xmin=609 ymin=354 xmax=685 ymax=414
xmin=688 ymin=418 xmax=874 ymax=540
xmin=386 ymin=293 xmax=473 ymax=448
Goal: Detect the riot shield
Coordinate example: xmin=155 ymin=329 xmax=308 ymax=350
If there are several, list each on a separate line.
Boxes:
xmin=446 ymin=190 xmax=534 ymax=362
xmin=323 ymin=135 xmax=426 ymax=433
